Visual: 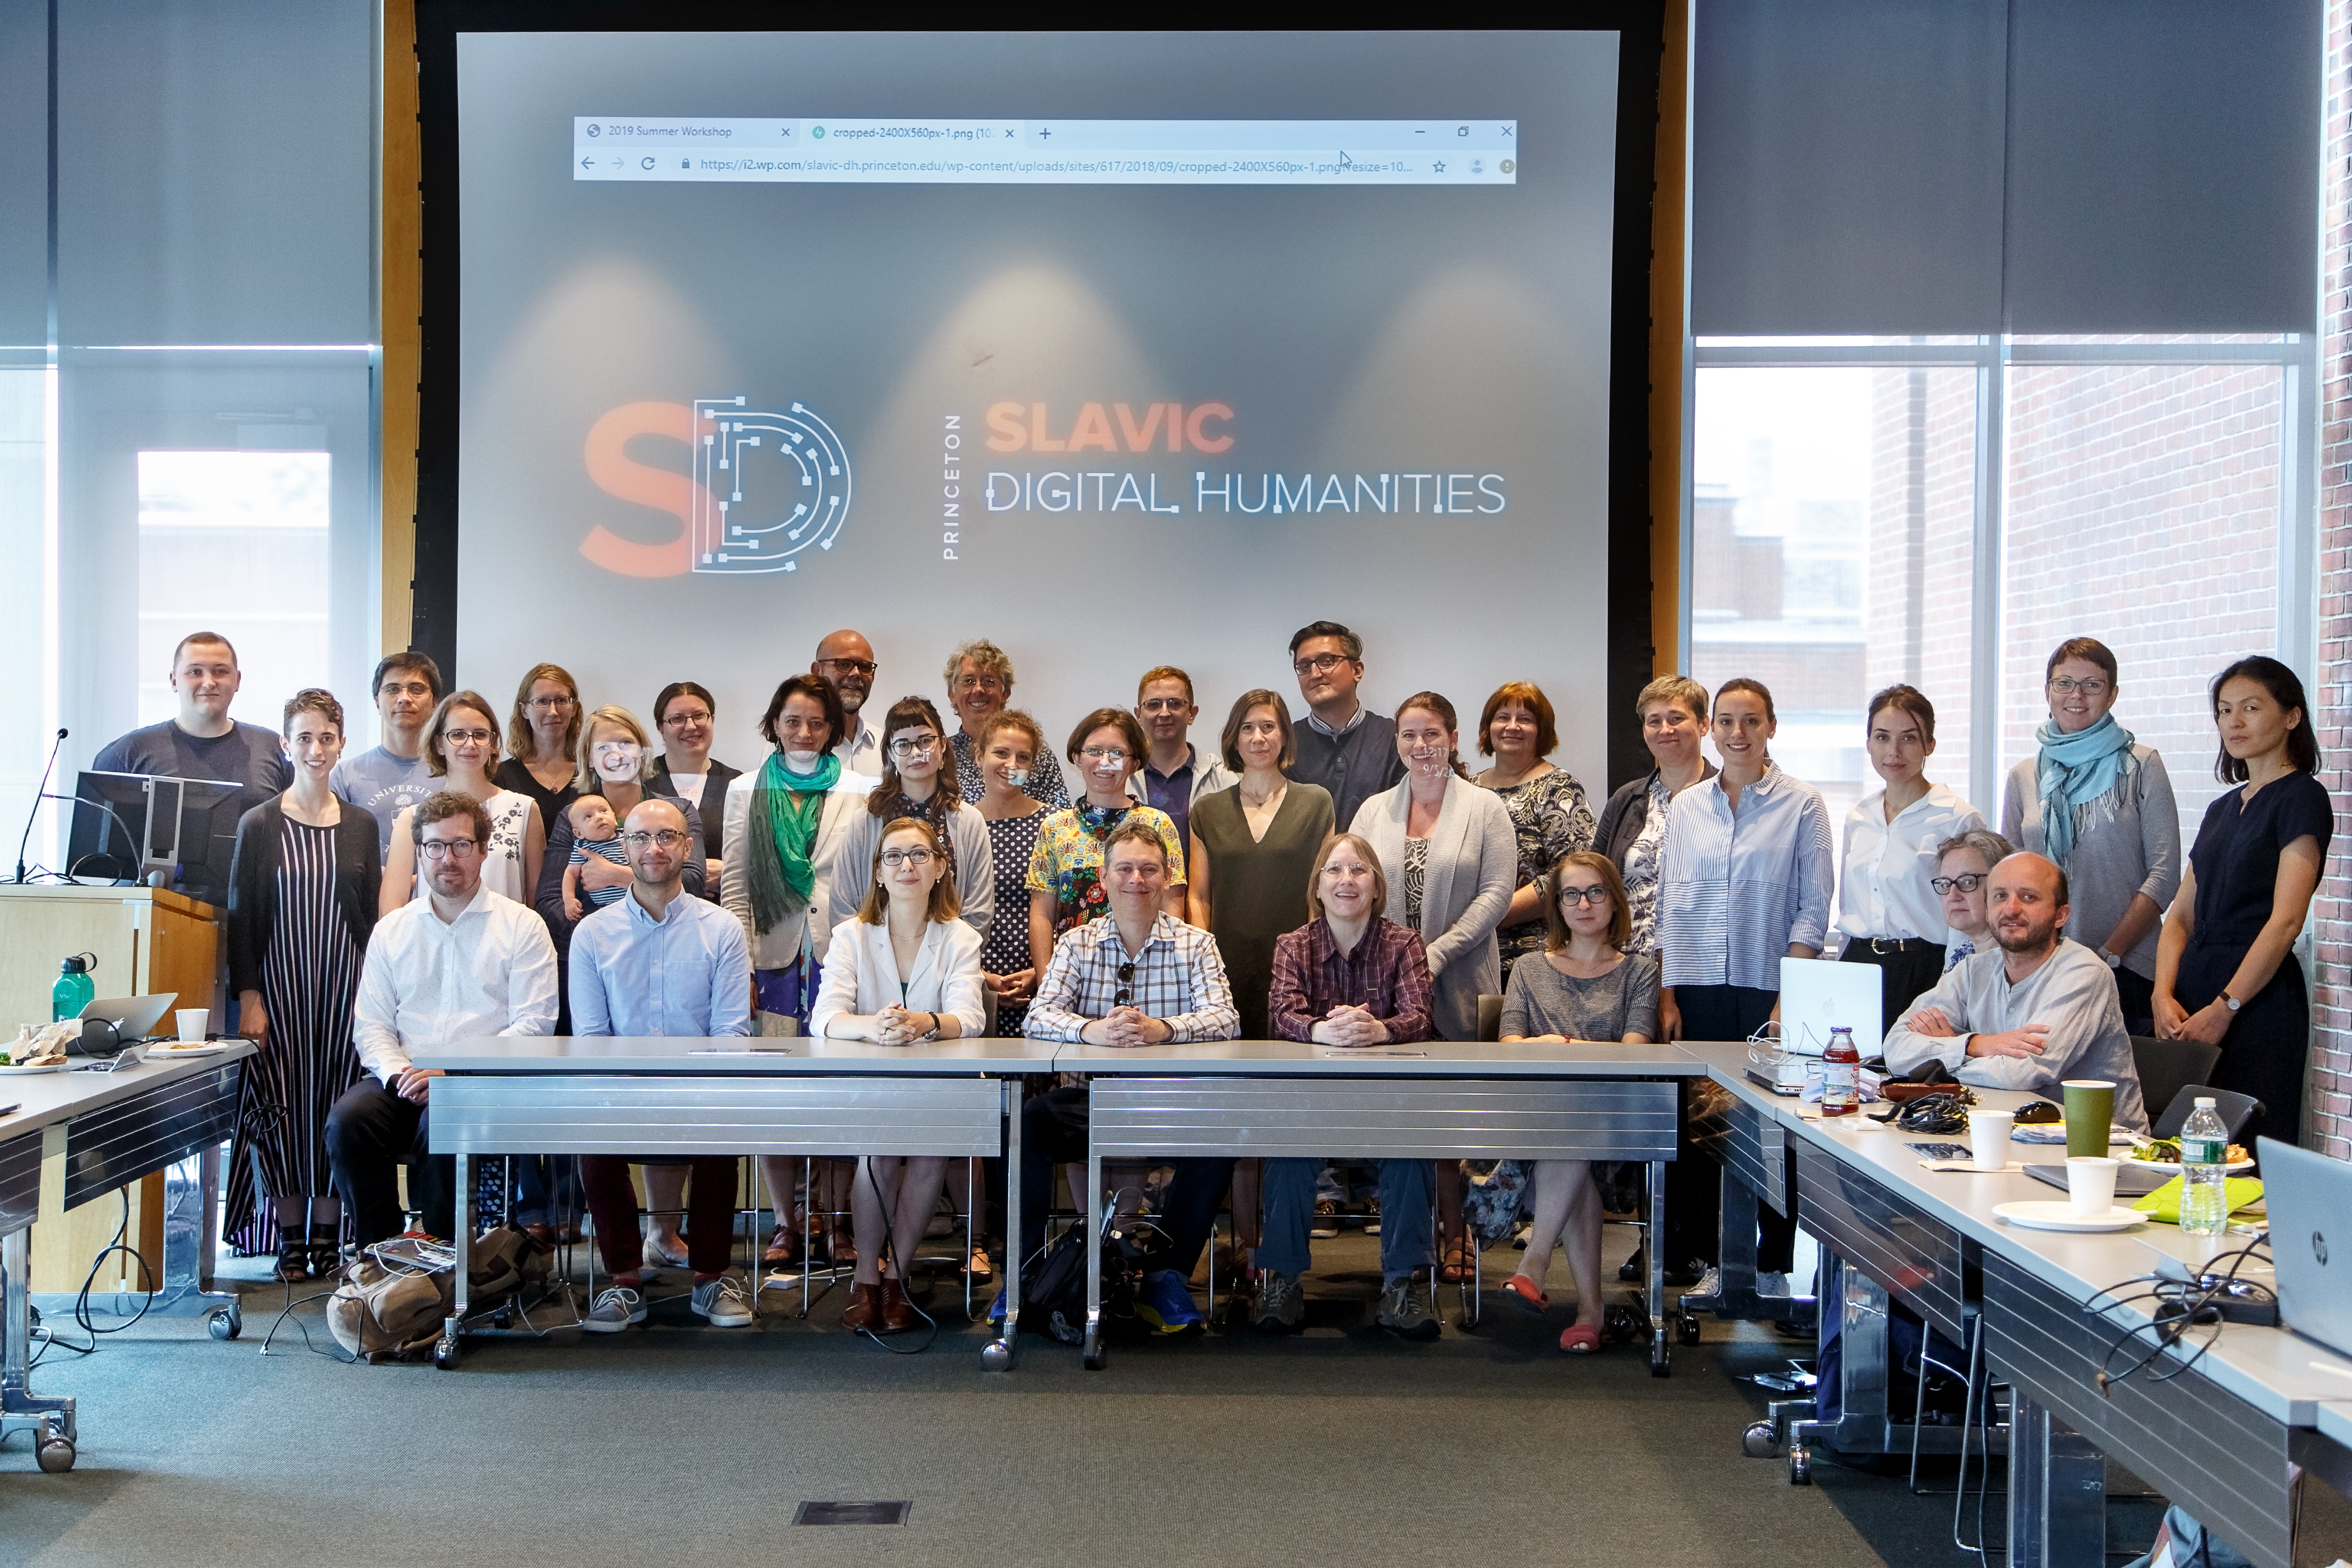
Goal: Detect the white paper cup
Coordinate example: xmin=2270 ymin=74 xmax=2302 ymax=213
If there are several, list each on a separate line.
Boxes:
xmin=1968 ymin=1110 xmax=2016 ymax=1171
xmin=175 ymin=1009 xmax=208 ymax=1044
xmin=2065 ymin=1156 xmax=2120 ymax=1217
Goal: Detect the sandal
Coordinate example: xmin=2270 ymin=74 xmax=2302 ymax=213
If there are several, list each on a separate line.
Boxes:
xmin=1501 ymin=1274 xmax=1549 ymax=1313
xmin=965 ymin=1245 xmax=993 ymax=1279
xmin=763 ymin=1225 xmax=801 ymax=1266
xmin=1559 ymin=1323 xmax=1602 ymax=1355
xmin=1439 ymin=1244 xmax=1472 ymax=1284
xmin=829 ymin=1226 xmax=858 ymax=1271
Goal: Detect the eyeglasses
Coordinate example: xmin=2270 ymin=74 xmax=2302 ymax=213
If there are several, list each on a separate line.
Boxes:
xmin=1930 ymin=873 xmax=1986 ymax=894
xmin=661 ymin=708 xmax=713 ymax=728
xmin=1080 ymin=746 xmax=1130 ymax=764
xmin=380 ymin=681 xmax=434 ymax=699
xmin=1114 ymin=960 xmax=1136 ymax=1010
xmin=889 ymin=737 xmax=940 ymax=758
xmin=623 ymin=829 xmax=690 ymax=849
xmin=528 ymin=695 xmax=575 ymax=711
xmin=1557 ymin=884 xmax=1612 ymax=906
xmin=880 ymin=848 xmax=936 ymax=868
xmin=816 ymin=658 xmax=877 ymax=676
xmin=1137 ymin=697 xmax=1190 ymax=714
xmin=418 ymin=838 xmax=479 ymax=859
xmin=953 ymin=674 xmax=1007 ymax=694
xmin=441 ymin=728 xmax=494 ymax=745
xmin=2047 ymin=677 xmax=2111 ymax=698
xmin=1292 ymin=653 xmax=1351 ymax=677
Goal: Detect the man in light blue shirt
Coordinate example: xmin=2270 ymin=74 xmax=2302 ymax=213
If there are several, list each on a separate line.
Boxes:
xmin=568 ymin=798 xmax=754 ymax=1332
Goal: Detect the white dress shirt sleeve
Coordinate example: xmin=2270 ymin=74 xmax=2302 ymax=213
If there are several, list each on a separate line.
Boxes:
xmin=351 ymin=924 xmax=410 ymax=1086
xmin=501 ymin=910 xmax=560 ymax=1036
xmin=808 ymin=918 xmax=866 ymax=1040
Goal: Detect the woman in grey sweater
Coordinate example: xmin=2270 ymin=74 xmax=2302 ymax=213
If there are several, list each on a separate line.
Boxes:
xmin=2001 ymin=638 xmax=2180 ymax=1032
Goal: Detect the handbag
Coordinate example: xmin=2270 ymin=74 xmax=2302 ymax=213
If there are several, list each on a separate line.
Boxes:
xmin=1459 ymin=1159 xmax=1530 ymax=1248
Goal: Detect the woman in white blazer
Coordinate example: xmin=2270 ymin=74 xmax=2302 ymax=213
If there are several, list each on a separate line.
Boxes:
xmin=1347 ymin=691 xmax=1517 ymax=1042
xmin=720 ymin=674 xmax=872 ymax=1268
xmin=1349 ymin=690 xmax=1517 ymax=1283
xmin=811 ymin=817 xmax=987 ymax=1336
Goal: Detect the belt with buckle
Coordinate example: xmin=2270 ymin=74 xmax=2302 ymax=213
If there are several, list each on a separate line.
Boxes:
xmin=1868 ymin=936 xmax=1939 ymax=954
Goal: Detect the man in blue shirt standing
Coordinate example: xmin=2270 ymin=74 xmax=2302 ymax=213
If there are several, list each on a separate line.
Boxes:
xmin=569 ymin=797 xmax=755 ymax=1333
xmin=1125 ymin=665 xmax=1234 ymax=850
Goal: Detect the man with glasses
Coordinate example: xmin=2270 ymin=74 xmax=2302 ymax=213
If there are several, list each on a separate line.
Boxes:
xmin=1283 ymin=620 xmax=1403 ymax=833
xmin=568 ymin=797 xmax=755 ymax=1331
xmin=1125 ymin=666 xmax=1234 ymax=850
xmin=1018 ymin=820 xmax=1238 ymax=1333
xmin=325 ymin=792 xmax=559 ymax=1247
xmin=1931 ymin=828 xmax=2013 ymax=974
xmin=331 ymin=651 xmax=445 ymax=859
xmin=811 ymin=629 xmax=883 ymax=779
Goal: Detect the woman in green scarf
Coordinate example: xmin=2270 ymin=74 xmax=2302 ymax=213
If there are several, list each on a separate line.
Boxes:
xmin=2000 ymin=637 xmax=2181 ymax=1032
xmin=721 ymin=672 xmax=870 ymax=1263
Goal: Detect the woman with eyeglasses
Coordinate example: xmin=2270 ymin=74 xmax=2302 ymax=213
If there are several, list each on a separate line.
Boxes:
xmin=827 ymin=696 xmax=994 ymax=942
xmin=1497 ymin=851 xmax=1658 ymax=1354
xmin=2002 ymin=637 xmax=2181 ymax=1033
xmin=1472 ymin=682 xmax=1596 ymax=983
xmin=1833 ymin=686 xmax=1986 ymax=1022
xmin=1027 ymin=708 xmax=1188 ymax=981
xmin=943 ymin=638 xmax=1069 ymax=808
xmin=649 ymin=680 xmax=739 ymax=892
xmin=381 ymin=691 xmax=544 ymax=913
xmin=494 ymin=663 xmax=584 ymax=831
xmin=811 ymin=817 xmax=989 ymax=1335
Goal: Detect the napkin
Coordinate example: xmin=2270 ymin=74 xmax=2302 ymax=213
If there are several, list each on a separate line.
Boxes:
xmin=2130 ymin=1174 xmax=2263 ymax=1224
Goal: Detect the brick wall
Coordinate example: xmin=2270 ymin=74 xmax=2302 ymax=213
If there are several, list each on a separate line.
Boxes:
xmin=2308 ymin=0 xmax=2352 ymax=1156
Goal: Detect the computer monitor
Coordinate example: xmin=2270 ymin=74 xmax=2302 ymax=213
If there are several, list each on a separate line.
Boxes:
xmin=66 ymin=770 xmax=247 ymax=906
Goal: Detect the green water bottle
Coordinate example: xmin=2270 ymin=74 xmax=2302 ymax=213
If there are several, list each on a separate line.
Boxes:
xmin=52 ymin=953 xmax=95 ymax=1022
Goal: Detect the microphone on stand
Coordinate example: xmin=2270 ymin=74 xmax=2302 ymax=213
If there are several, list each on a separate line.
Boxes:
xmin=16 ymin=727 xmax=67 ymax=886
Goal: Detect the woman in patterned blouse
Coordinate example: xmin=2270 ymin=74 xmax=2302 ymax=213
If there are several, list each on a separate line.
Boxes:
xmin=1472 ymin=682 xmax=1596 ymax=982
xmin=1025 ymin=708 xmax=1188 ymax=982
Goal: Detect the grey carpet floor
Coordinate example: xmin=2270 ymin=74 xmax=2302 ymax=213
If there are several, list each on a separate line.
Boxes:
xmin=2 ymin=1225 xmax=2344 ymax=1567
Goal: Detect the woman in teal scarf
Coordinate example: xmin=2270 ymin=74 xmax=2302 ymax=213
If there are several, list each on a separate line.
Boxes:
xmin=2000 ymin=637 xmax=2182 ymax=1031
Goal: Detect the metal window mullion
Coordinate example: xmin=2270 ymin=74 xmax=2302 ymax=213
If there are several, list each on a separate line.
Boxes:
xmin=1970 ymin=345 xmax=2007 ymax=823
xmin=2003 ymin=341 xmax=2301 ymax=367
xmin=1693 ymin=344 xmax=1987 ymax=369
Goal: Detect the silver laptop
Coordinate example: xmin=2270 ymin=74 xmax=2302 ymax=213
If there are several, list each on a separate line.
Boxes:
xmin=2259 ymin=1136 xmax=2352 ymax=1360
xmin=78 ymin=993 xmax=178 ymax=1042
xmin=1777 ymin=956 xmax=1883 ymax=1059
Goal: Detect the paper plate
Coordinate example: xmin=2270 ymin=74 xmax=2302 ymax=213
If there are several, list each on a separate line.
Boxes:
xmin=0 ymin=1062 xmax=68 ymax=1075
xmin=148 ymin=1043 xmax=233 ymax=1058
xmin=2123 ymin=1156 xmax=2254 ymax=1176
xmin=1993 ymin=1200 xmax=2147 ymax=1233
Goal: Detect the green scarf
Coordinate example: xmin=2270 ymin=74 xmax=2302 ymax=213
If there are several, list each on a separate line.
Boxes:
xmin=747 ymin=751 xmax=842 ymax=936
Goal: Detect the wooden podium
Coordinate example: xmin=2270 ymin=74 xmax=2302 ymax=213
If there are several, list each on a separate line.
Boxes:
xmin=0 ymin=885 xmax=224 ymax=1290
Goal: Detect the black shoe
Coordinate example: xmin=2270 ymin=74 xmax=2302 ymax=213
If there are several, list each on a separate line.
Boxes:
xmin=1617 ymin=1248 xmax=1644 ymax=1282
xmin=1663 ymin=1257 xmax=1708 ymax=1289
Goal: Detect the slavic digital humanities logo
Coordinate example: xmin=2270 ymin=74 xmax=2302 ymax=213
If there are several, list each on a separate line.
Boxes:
xmin=689 ymin=396 xmax=854 ymax=575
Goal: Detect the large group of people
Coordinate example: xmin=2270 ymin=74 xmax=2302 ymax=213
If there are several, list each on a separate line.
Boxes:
xmin=115 ymin=618 xmax=2328 ymax=1351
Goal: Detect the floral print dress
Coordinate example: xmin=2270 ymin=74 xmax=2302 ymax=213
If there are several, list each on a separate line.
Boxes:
xmin=1492 ymin=768 xmax=1597 ymax=978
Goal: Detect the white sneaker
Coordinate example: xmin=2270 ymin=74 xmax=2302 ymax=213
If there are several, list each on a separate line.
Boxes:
xmin=1756 ymin=1269 xmax=1791 ymax=1299
xmin=690 ymin=1274 xmax=753 ymax=1327
xmin=581 ymin=1286 xmax=645 ymax=1333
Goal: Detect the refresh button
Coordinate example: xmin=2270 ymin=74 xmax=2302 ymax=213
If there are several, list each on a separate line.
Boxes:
xmin=640 ymin=156 xmax=656 ymax=170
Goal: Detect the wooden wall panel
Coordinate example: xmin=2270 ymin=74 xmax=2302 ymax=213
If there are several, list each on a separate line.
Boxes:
xmin=1649 ymin=2 xmax=1690 ymax=680
xmin=381 ymin=0 xmax=421 ymax=656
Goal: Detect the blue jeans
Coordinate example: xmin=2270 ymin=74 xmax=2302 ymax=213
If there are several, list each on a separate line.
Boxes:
xmin=1259 ymin=1157 xmax=1434 ymax=1285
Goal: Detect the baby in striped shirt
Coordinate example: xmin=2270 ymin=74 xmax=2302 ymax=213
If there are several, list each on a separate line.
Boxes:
xmin=561 ymin=796 xmax=629 ymax=920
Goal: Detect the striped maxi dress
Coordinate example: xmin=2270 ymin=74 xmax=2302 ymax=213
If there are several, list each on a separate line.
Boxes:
xmin=224 ymin=816 xmax=366 ymax=1254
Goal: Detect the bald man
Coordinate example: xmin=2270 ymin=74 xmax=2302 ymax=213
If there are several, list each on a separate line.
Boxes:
xmin=813 ymin=629 xmax=881 ymax=778
xmin=1881 ymin=852 xmax=2149 ymax=1130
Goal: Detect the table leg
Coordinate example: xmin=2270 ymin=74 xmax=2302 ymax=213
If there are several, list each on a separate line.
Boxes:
xmin=437 ymin=1151 xmax=470 ymax=1370
xmin=2007 ymin=1390 xmax=2105 ymax=1567
xmin=1082 ymin=1151 xmax=1104 ymax=1370
xmin=984 ymin=1079 xmax=1020 ymax=1371
xmin=1648 ymin=1158 xmax=1671 ymax=1376
xmin=0 ymin=1224 xmax=75 ymax=1467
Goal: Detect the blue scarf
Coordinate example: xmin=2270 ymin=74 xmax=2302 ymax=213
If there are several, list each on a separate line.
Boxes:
xmin=2033 ymin=713 xmax=2135 ymax=869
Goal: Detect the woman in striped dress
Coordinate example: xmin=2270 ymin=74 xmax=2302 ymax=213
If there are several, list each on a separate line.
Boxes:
xmin=226 ymin=689 xmax=382 ymax=1278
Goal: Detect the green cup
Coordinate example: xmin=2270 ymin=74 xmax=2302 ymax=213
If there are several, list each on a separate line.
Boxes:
xmin=2062 ymin=1079 xmax=2116 ymax=1159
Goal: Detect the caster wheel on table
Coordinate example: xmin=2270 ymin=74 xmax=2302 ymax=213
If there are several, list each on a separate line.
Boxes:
xmin=1081 ymin=1327 xmax=1105 ymax=1371
xmin=36 ymin=1418 xmax=74 ymax=1473
xmin=1648 ymin=1327 xmax=1672 ymax=1377
xmin=1742 ymin=1419 xmax=1779 ymax=1458
xmin=1677 ymin=1312 xmax=1702 ymax=1345
xmin=980 ymin=1338 xmax=1015 ymax=1372
xmin=1788 ymin=1447 xmax=1813 ymax=1486
xmin=433 ymin=1333 xmax=461 ymax=1370
xmin=207 ymin=1304 xmax=241 ymax=1341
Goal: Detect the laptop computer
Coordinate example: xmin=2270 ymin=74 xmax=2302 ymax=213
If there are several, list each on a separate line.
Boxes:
xmin=77 ymin=993 xmax=178 ymax=1043
xmin=1776 ymin=956 xmax=1884 ymax=1059
xmin=2258 ymin=1136 xmax=2352 ymax=1360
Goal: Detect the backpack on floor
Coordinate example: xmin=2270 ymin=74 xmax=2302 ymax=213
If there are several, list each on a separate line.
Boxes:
xmin=328 ymin=1237 xmax=455 ymax=1362
xmin=1016 ymin=1225 xmax=1092 ymax=1344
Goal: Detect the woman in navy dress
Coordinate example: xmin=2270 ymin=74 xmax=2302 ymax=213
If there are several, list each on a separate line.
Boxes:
xmin=2154 ymin=656 xmax=2331 ymax=1147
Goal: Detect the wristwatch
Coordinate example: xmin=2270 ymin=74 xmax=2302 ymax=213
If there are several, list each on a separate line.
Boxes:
xmin=915 ymin=1011 xmax=941 ymax=1041
xmin=2095 ymin=946 xmax=2122 ymax=969
xmin=2220 ymin=990 xmax=2242 ymax=1013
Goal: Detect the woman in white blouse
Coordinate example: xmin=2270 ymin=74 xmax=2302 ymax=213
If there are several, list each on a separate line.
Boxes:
xmin=1349 ymin=690 xmax=1516 ymax=1281
xmin=811 ymin=818 xmax=987 ymax=1336
xmin=1834 ymin=686 xmax=1986 ymax=1025
xmin=380 ymin=692 xmax=543 ymax=912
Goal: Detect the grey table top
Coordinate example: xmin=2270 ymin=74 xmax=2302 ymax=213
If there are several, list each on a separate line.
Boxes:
xmin=409 ymin=1035 xmax=1060 ymax=1075
xmin=1052 ymin=1037 xmax=1708 ymax=1076
xmin=0 ymin=1041 xmax=256 ymax=1145
xmin=1684 ymin=1038 xmax=2352 ymax=1425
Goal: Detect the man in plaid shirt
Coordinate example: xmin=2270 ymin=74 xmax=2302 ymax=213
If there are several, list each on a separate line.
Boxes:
xmin=1256 ymin=831 xmax=1442 ymax=1339
xmin=1019 ymin=819 xmax=1239 ymax=1334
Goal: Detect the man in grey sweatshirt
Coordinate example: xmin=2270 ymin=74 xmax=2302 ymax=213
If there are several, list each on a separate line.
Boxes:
xmin=1881 ymin=852 xmax=2149 ymax=1133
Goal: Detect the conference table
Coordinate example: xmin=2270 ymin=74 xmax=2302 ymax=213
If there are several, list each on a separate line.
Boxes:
xmin=0 ymin=1042 xmax=252 ymax=1473
xmin=1684 ymin=1040 xmax=2352 ymax=1568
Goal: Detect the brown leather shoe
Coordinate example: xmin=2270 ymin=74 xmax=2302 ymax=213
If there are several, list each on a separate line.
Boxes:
xmin=878 ymin=1276 xmax=918 ymax=1333
xmin=842 ymin=1281 xmax=882 ymax=1332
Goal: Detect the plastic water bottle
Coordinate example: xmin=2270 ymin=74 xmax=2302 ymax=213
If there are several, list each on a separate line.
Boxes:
xmin=2177 ymin=1096 xmax=2230 ymax=1237
xmin=1820 ymin=1025 xmax=1860 ymax=1117
xmin=51 ymin=954 xmax=94 ymax=1023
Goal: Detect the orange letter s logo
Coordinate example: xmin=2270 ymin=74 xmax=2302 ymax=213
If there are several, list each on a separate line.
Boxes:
xmin=579 ymin=401 xmax=708 ymax=578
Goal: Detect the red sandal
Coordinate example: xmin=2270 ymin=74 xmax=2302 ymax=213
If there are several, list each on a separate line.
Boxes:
xmin=1559 ymin=1323 xmax=1602 ymax=1354
xmin=1501 ymin=1274 xmax=1549 ymax=1313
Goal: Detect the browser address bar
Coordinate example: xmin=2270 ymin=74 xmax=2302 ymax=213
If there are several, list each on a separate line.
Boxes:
xmin=572 ymin=118 xmax=1519 ymax=185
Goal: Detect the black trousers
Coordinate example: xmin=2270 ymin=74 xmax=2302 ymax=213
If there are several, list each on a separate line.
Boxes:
xmin=1838 ymin=939 xmax=1947 ymax=1030
xmin=1675 ymin=983 xmax=1798 ymax=1274
xmin=1019 ymin=1085 xmax=1232 ymax=1277
xmin=324 ymin=1078 xmax=454 ymax=1246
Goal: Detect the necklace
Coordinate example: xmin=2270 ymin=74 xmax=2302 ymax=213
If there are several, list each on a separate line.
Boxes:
xmin=1240 ymin=781 xmax=1284 ymax=808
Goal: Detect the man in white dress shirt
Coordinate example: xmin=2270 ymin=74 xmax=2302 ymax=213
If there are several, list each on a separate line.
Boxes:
xmin=325 ymin=792 xmax=559 ymax=1245
xmin=1881 ymin=852 xmax=2149 ymax=1130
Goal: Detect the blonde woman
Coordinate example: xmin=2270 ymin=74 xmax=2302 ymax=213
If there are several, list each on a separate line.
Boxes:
xmin=494 ymin=662 xmax=583 ymax=829
xmin=811 ymin=819 xmax=987 ymax=1334
xmin=381 ymin=692 xmax=543 ymax=912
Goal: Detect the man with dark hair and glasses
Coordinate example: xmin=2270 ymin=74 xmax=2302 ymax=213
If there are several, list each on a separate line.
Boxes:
xmin=332 ymin=650 xmax=446 ymax=858
xmin=568 ymin=797 xmax=756 ymax=1331
xmin=1283 ymin=619 xmax=1403 ymax=844
xmin=812 ymin=629 xmax=883 ymax=779
xmin=1930 ymin=828 xmax=2013 ymax=974
xmin=325 ymin=791 xmax=559 ymax=1247
xmin=1017 ymin=819 xmax=1240 ymax=1334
